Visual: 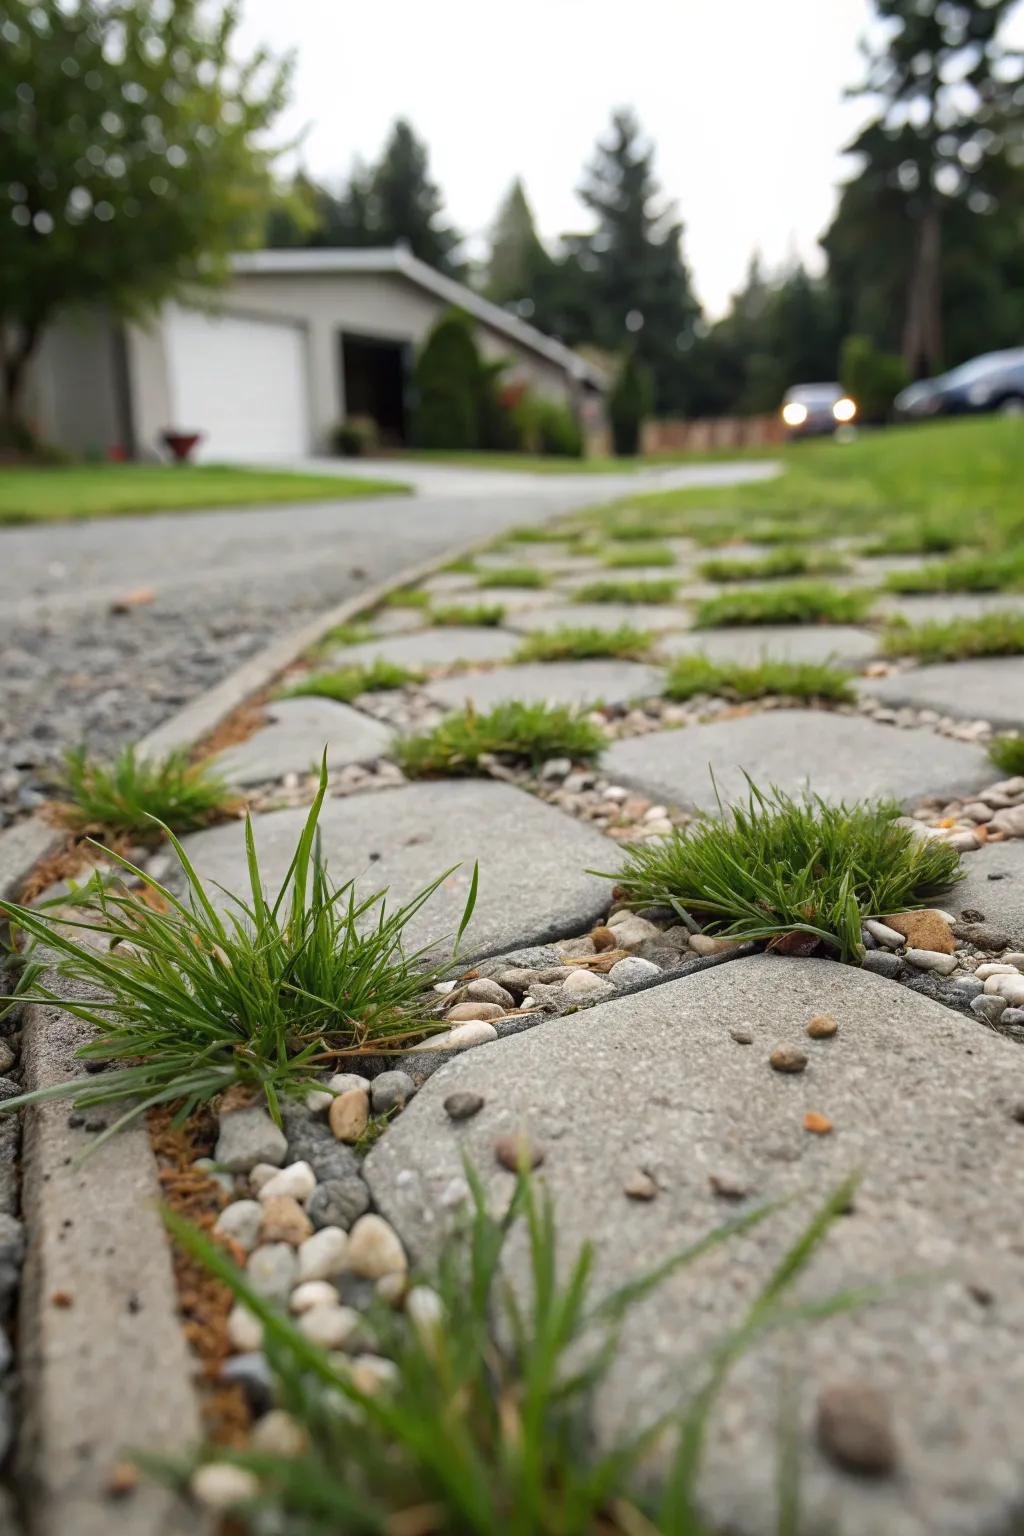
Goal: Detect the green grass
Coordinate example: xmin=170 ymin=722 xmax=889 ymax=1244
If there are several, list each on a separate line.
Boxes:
xmin=881 ymin=610 xmax=1024 ymax=662
xmin=396 ymin=701 xmax=605 ymax=778
xmin=862 ymin=524 xmax=964 ymax=557
xmin=601 ymin=543 xmax=677 ymax=568
xmin=0 ymin=464 xmax=408 ymax=525
xmin=883 ymin=551 xmax=1024 ymax=594
xmin=476 ymin=567 xmax=548 ymax=590
xmin=694 ymin=582 xmax=873 ymax=628
xmin=602 ymin=779 xmax=962 ymax=962
xmin=514 ymin=624 xmax=653 ymax=662
xmin=443 ymin=556 xmax=479 ymax=575
xmin=602 ymin=513 xmax=686 ymax=542
xmin=57 ymin=745 xmax=233 ymax=841
xmin=430 ymin=602 xmax=507 ymax=628
xmin=385 ymin=588 xmax=432 ymax=609
xmin=575 ymin=578 xmax=678 ymax=605
xmin=504 ymin=524 xmax=587 ymax=544
xmin=285 ymin=659 xmax=416 ymax=704
xmin=170 ymin=1163 xmax=865 ymax=1536
xmin=988 ymin=735 xmax=1024 ymax=775
xmin=0 ymin=767 xmax=475 ymax=1132
xmin=664 ymin=655 xmax=855 ymax=704
xmin=698 ymin=548 xmax=849 ymax=583
xmin=314 ymin=622 xmax=373 ymax=651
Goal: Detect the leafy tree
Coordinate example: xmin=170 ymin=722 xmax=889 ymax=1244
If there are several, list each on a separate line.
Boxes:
xmin=413 ymin=310 xmax=481 ymax=448
xmin=608 ymin=350 xmax=652 ymax=456
xmin=841 ymin=0 xmax=1023 ymax=376
xmin=370 ymin=119 xmax=462 ymax=276
xmin=575 ymin=109 xmax=699 ymax=414
xmin=840 ymin=335 xmax=909 ymax=423
xmin=0 ymin=0 xmax=291 ymax=442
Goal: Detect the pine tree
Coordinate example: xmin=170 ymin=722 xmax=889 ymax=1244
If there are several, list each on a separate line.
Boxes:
xmin=370 ymin=120 xmax=462 ymax=276
xmin=575 ymin=109 xmax=699 ymax=413
xmin=485 ymin=180 xmax=550 ymax=306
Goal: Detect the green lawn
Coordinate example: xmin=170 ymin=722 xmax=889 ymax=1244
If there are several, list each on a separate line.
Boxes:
xmin=387 ymin=446 xmax=771 ymax=474
xmin=0 ymin=463 xmax=409 ymax=525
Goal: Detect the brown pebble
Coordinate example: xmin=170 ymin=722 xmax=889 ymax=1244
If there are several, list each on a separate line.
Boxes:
xmin=494 ymin=1133 xmax=544 ymax=1173
xmin=884 ymin=909 xmax=954 ymax=955
xmin=260 ymin=1195 xmax=313 ymax=1246
xmin=444 ymin=1091 xmax=485 ymax=1121
xmin=709 ymin=1172 xmax=748 ymax=1200
xmin=803 ymin=1111 xmax=833 ymax=1135
xmin=730 ymin=1028 xmax=753 ymax=1045
xmin=623 ymin=1170 xmax=658 ymax=1201
xmin=329 ymin=1086 xmax=370 ymax=1143
xmin=51 ymin=1290 xmax=74 ymax=1309
xmin=816 ymin=1382 xmax=897 ymax=1476
xmin=106 ymin=1462 xmax=139 ymax=1499
xmin=445 ymin=1001 xmax=505 ymax=1022
xmin=590 ymin=925 xmax=618 ymax=951
xmin=770 ymin=1045 xmax=808 ymax=1074
xmin=806 ymin=1013 xmax=838 ymax=1039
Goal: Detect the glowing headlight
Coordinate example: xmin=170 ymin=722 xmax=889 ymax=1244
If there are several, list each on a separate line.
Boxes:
xmin=832 ymin=397 xmax=857 ymax=423
xmin=782 ymin=402 xmax=808 ymax=427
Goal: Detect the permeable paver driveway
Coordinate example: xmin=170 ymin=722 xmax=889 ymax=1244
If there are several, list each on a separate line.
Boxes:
xmin=212 ymin=697 xmax=394 ymax=786
xmin=423 ymin=660 xmax=665 ymax=713
xmin=859 ymin=657 xmax=1024 ymax=730
xmin=659 ymin=624 xmax=879 ymax=667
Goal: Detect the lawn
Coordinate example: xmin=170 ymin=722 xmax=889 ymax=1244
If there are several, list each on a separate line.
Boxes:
xmin=388 ymin=446 xmax=771 ymax=474
xmin=0 ymin=463 xmax=409 ymax=525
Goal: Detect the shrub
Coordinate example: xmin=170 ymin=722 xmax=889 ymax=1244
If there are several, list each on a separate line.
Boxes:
xmin=695 ymin=582 xmax=872 ymax=628
xmin=285 ymin=659 xmax=415 ymax=704
xmin=575 ymin=578 xmax=678 ymax=604
xmin=330 ymin=414 xmax=379 ymax=457
xmin=840 ymin=335 xmax=909 ymax=423
xmin=0 ymin=768 xmax=477 ymax=1130
xmin=988 ymin=735 xmax=1024 ymax=775
xmin=608 ymin=351 xmax=653 ymax=457
xmin=430 ymin=602 xmax=506 ymax=627
xmin=413 ymin=310 xmax=482 ymax=449
xmin=58 ymin=745 xmax=233 ymax=841
xmin=602 ymin=780 xmax=962 ymax=961
xmin=665 ymin=655 xmax=855 ymax=703
xmin=881 ymin=610 xmax=1024 ymax=662
xmin=515 ymin=625 xmax=653 ymax=662
xmin=396 ymin=701 xmax=605 ymax=777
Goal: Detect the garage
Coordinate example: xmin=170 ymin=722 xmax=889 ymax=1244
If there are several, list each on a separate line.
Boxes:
xmin=162 ymin=304 xmax=309 ymax=462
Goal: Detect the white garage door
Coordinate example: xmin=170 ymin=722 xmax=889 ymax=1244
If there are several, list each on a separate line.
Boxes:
xmin=163 ymin=304 xmax=309 ymax=461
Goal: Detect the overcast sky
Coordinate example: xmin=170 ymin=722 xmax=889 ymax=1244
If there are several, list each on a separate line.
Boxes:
xmin=235 ymin=0 xmax=1020 ymax=317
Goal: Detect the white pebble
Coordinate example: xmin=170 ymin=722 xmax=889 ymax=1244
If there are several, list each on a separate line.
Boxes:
xmin=433 ymin=980 xmax=458 ymax=995
xmin=864 ymin=919 xmax=904 ymax=948
xmin=561 ymin=969 xmax=613 ymax=997
xmin=1002 ymin=953 xmax=1024 ymax=969
xmin=350 ymin=1354 xmax=400 ymax=1395
xmin=603 ymin=785 xmax=629 ymax=802
xmin=975 ymin=963 xmax=1017 ymax=980
xmin=643 ymin=804 xmax=669 ymax=821
xmin=191 ymin=1463 xmax=260 ymax=1510
xmin=297 ymin=1226 xmax=348 ymax=1282
xmin=258 ymin=1160 xmax=317 ymax=1204
xmin=987 ymin=976 xmax=1024 ymax=1006
xmin=248 ymin=1163 xmax=281 ymax=1193
xmin=213 ymin=1200 xmax=263 ymax=1253
xmin=226 ymin=1302 xmax=263 ymax=1351
xmin=446 ymin=1021 xmax=499 ymax=1048
xmin=250 ymin=1409 xmax=307 ymax=1457
xmin=406 ymin=1285 xmax=443 ymax=1348
xmin=407 ymin=1030 xmax=454 ymax=1052
xmin=289 ymin=1280 xmax=340 ymax=1313
xmin=305 ymin=1090 xmax=334 ymax=1116
xmin=946 ymin=831 xmax=981 ymax=852
xmin=345 ymin=1214 xmax=408 ymax=1278
xmin=298 ymin=1304 xmax=360 ymax=1349
xmin=904 ymin=948 xmax=957 ymax=975
xmin=328 ymin=1072 xmax=369 ymax=1096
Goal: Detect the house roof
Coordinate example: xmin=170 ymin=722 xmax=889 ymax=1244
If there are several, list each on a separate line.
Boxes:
xmin=231 ymin=247 xmax=608 ymax=390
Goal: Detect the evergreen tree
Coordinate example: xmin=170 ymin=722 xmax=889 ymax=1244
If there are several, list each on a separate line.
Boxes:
xmin=485 ymin=179 xmax=551 ymax=306
xmin=412 ymin=310 xmax=481 ymax=448
xmin=370 ymin=120 xmax=462 ymax=276
xmin=575 ymin=110 xmax=699 ymax=414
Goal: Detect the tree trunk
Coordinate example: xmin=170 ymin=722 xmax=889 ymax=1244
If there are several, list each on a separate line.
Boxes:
xmin=901 ymin=204 xmax=943 ymax=380
xmin=0 ymin=320 xmax=41 ymax=447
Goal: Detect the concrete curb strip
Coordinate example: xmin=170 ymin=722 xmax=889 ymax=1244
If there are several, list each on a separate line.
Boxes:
xmin=0 ymin=820 xmax=64 ymax=904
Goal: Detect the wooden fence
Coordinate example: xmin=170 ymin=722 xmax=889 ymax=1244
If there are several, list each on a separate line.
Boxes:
xmin=641 ymin=415 xmax=785 ymax=454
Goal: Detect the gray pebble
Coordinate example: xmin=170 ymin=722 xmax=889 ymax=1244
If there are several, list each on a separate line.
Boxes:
xmin=246 ymin=1244 xmax=298 ymax=1306
xmin=220 ymin=1352 xmax=276 ymax=1414
xmin=306 ymin=1176 xmax=371 ymax=1231
xmin=607 ymin=956 xmax=662 ymax=990
xmin=861 ymin=950 xmax=902 ymax=980
xmin=215 ymin=1107 xmax=287 ymax=1174
xmin=444 ymin=1091 xmax=485 ymax=1121
xmin=464 ymin=979 xmax=516 ymax=1009
xmin=1001 ymin=1007 xmax=1024 ymax=1027
xmin=281 ymin=1111 xmax=361 ymax=1182
xmin=971 ymin=995 xmax=1008 ymax=1025
xmin=951 ymin=976 xmax=984 ymax=998
xmin=370 ymin=1071 xmax=416 ymax=1115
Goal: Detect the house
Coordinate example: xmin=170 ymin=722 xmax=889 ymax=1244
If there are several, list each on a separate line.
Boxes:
xmin=28 ymin=247 xmax=607 ymax=462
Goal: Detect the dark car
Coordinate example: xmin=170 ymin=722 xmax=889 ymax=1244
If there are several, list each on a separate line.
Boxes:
xmin=895 ymin=348 xmax=1024 ymax=419
xmin=780 ymin=383 xmax=857 ymax=438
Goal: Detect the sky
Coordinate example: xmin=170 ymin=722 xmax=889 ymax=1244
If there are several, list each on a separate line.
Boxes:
xmin=234 ymin=0 xmax=1016 ymax=318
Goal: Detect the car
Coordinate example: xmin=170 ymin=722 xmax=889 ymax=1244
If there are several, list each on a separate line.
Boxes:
xmin=895 ymin=348 xmax=1024 ymax=419
xmin=780 ymin=383 xmax=857 ymax=438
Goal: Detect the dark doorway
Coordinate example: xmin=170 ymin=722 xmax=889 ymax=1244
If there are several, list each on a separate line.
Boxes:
xmin=340 ymin=332 xmax=409 ymax=445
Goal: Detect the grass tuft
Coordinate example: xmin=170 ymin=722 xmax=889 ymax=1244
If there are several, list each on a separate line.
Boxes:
xmin=396 ymin=701 xmax=605 ymax=777
xmin=699 ymin=548 xmax=849 ymax=583
xmin=987 ymin=734 xmax=1024 ymax=776
xmin=601 ymin=543 xmax=677 ymax=568
xmin=575 ymin=577 xmax=678 ymax=605
xmin=477 ymin=566 xmax=548 ymax=590
xmin=57 ymin=745 xmax=233 ymax=841
xmin=602 ymin=778 xmax=962 ymax=961
xmin=285 ymin=659 xmax=416 ymax=704
xmin=0 ymin=765 xmax=477 ymax=1130
xmin=881 ymin=610 xmax=1024 ymax=662
xmin=862 ymin=523 xmax=963 ymax=557
xmin=883 ymin=551 xmax=1024 ymax=595
xmin=695 ymin=582 xmax=872 ymax=629
xmin=514 ymin=625 xmax=653 ymax=662
xmin=443 ymin=556 xmax=479 ymax=574
xmin=385 ymin=588 xmax=432 ymax=609
xmin=665 ymin=655 xmax=855 ymax=704
xmin=430 ymin=602 xmax=506 ymax=628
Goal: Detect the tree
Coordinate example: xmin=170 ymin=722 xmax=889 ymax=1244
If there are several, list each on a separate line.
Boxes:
xmin=844 ymin=0 xmax=1023 ymax=376
xmin=370 ymin=119 xmax=462 ymax=276
xmin=0 ymin=0 xmax=291 ymax=442
xmin=413 ymin=310 xmax=481 ymax=448
xmin=608 ymin=350 xmax=652 ymax=456
xmin=840 ymin=335 xmax=908 ymax=422
xmin=575 ymin=109 xmax=699 ymax=414
xmin=485 ymin=179 xmax=551 ymax=306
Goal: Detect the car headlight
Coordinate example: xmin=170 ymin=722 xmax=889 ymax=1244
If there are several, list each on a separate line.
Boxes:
xmin=782 ymin=402 xmax=808 ymax=427
xmin=832 ymin=397 xmax=857 ymax=423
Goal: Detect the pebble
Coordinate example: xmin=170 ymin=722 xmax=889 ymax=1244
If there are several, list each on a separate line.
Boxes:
xmin=561 ymin=969 xmax=614 ymax=998
xmin=289 ymin=1280 xmax=339 ymax=1313
xmin=903 ymin=948 xmax=957 ymax=975
xmin=370 ymin=1071 xmax=416 ymax=1115
xmin=297 ymin=1226 xmax=348 ymax=1282
xmin=306 ymin=1176 xmax=371 ymax=1231
xmin=445 ymin=1001 xmax=505 ymax=1022
xmin=971 ymin=995 xmax=1007 ymax=1024
xmin=247 ymin=1243 xmax=298 ymax=1304
xmin=604 ymin=913 xmax=660 ymax=949
xmin=406 ymin=1284 xmax=444 ymax=1344
xmin=298 ymin=1304 xmax=360 ymax=1349
xmin=220 ymin=1353 xmax=274 ymax=1414
xmin=953 ymin=922 xmax=1011 ymax=950
xmin=494 ymin=1133 xmax=545 ymax=1172
xmin=709 ymin=1171 xmax=749 ymax=1200
xmin=769 ymin=1045 xmax=808 ymax=1074
xmin=952 ymin=976 xmax=984 ymax=997
xmin=329 ymin=1087 xmax=370 ymax=1144
xmin=0 ymin=1044 xmax=14 ymax=1075
xmin=260 ymin=1195 xmax=314 ymax=1246
xmin=465 ymin=979 xmax=516 ymax=1008
xmin=861 ymin=950 xmax=902 ymax=979
xmin=806 ymin=1014 xmax=838 ymax=1039
xmin=377 ymin=1272 xmax=409 ymax=1307
xmin=975 ymin=963 xmax=1017 ymax=979
xmin=350 ymin=1354 xmax=400 ymax=1396
xmin=540 ymin=756 xmax=572 ymax=781
xmin=987 ymin=975 xmax=1024 ymax=1006
xmin=1003 ymin=953 xmax=1024 ymax=969
xmin=215 ymin=1107 xmax=287 ymax=1173
xmin=816 ymin=1382 xmax=897 ymax=1476
xmin=729 ymin=1028 xmax=754 ymax=1044
xmin=258 ymin=1161 xmax=317 ymax=1204
xmin=804 ymin=1112 xmax=833 ymax=1135
xmin=191 ymin=1463 xmax=261 ymax=1510
xmin=623 ymin=1170 xmax=658 ymax=1201
xmin=446 ymin=1021 xmax=499 ymax=1048
xmin=213 ymin=1200 xmax=263 ymax=1253
xmin=250 ymin=1409 xmax=308 ymax=1457
xmin=990 ymin=806 xmax=1024 ymax=837
xmin=305 ymin=1090 xmax=335 ymax=1116
xmin=1002 ymin=1007 xmax=1024 ymax=1027
xmin=688 ymin=933 xmax=740 ymax=957
xmin=884 ymin=910 xmax=954 ymax=955
xmin=345 ymin=1215 xmax=408 ymax=1278
xmin=226 ymin=1302 xmax=263 ymax=1352
xmin=327 ymin=1072 xmax=370 ymax=1096
xmin=494 ymin=968 xmax=536 ymax=998
xmin=444 ymin=1091 xmax=485 ymax=1121
xmin=247 ymin=1162 xmax=282 ymax=1193
xmin=608 ymin=956 xmax=661 ymax=989
xmin=863 ymin=919 xmax=903 ymax=949
xmin=961 ymin=801 xmax=994 ymax=822
xmin=407 ymin=1031 xmax=454 ymax=1052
